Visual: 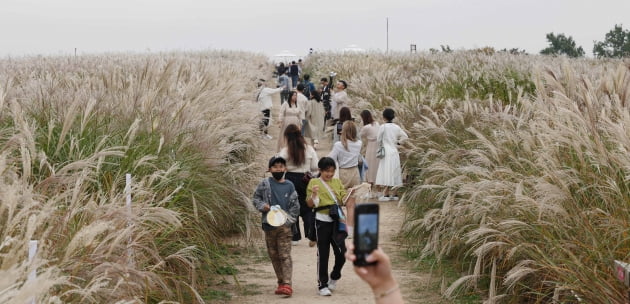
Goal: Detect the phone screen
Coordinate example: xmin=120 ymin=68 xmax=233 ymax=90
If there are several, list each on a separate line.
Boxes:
xmin=354 ymin=203 xmax=379 ymax=266
xmin=356 ymin=213 xmax=378 ymax=252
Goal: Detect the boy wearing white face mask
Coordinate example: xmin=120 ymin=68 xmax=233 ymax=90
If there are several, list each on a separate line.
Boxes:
xmin=252 ymin=156 xmax=300 ymax=297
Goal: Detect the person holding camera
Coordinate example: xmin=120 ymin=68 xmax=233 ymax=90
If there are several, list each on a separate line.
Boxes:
xmin=320 ymin=77 xmax=333 ymax=125
xmin=345 ymin=242 xmax=404 ymax=304
xmin=331 ymin=79 xmax=350 ymax=121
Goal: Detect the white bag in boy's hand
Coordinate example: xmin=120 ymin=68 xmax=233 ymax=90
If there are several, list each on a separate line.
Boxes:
xmin=267 ymin=205 xmax=288 ymax=227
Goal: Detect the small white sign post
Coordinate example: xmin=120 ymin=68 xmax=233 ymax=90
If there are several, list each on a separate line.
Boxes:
xmin=28 ymin=240 xmax=38 ymax=304
xmin=125 ymin=174 xmax=134 ymax=266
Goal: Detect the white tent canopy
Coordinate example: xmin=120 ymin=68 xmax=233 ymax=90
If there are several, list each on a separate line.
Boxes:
xmin=342 ymin=44 xmax=365 ymax=53
xmin=271 ymin=50 xmax=300 ymax=63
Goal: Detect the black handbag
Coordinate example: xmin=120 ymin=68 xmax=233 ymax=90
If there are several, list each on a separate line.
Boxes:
xmin=329 ymin=204 xmax=339 ymax=220
xmin=302 ymin=171 xmax=313 ymax=184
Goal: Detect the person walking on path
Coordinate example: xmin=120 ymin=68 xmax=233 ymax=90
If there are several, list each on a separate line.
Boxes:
xmin=301 ymin=74 xmax=316 ymax=98
xmin=306 ymin=157 xmax=349 ymax=296
xmin=296 ymin=84 xmax=309 ymax=136
xmin=304 ymin=90 xmax=325 ymax=149
xmin=289 ymin=61 xmax=300 ymax=89
xmin=278 ymin=70 xmax=291 ymax=104
xmin=328 ymin=121 xmax=361 ymax=235
xmin=276 ymin=62 xmax=287 ymax=80
xmin=252 ymin=156 xmax=300 ymax=297
xmin=277 ymin=124 xmax=319 ymax=245
xmin=375 ymin=108 xmax=408 ymax=201
xmin=255 ymin=79 xmax=284 ymax=139
xmin=359 ymin=109 xmax=380 ymax=185
xmin=331 ymin=80 xmax=350 ymax=121
xmin=277 ymin=91 xmax=303 ymax=152
xmin=334 ymin=106 xmax=355 ymax=143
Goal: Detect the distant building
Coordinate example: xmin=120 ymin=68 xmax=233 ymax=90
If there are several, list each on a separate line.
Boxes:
xmin=271 ymin=50 xmax=300 ymax=63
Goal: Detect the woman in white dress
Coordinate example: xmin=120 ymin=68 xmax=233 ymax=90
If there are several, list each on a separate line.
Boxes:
xmin=277 ymin=91 xmax=303 ymax=152
xmin=359 ymin=110 xmax=380 ymax=185
xmin=304 ymin=90 xmax=326 ymax=149
xmin=375 ymin=108 xmax=408 ymax=201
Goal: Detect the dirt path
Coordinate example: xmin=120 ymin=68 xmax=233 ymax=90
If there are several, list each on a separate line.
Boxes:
xmin=225 ymin=92 xmax=443 ymax=304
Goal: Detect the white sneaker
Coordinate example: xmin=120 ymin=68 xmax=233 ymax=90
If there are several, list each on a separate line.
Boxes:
xmin=378 ymin=196 xmax=390 ymax=202
xmin=389 ymin=196 xmax=399 ymax=201
xmin=292 ymin=241 xmax=299 ymax=246
xmin=314 ymin=139 xmax=319 ymax=144
xmin=318 ymin=287 xmax=332 ymax=296
xmin=328 ymin=279 xmax=338 ymax=291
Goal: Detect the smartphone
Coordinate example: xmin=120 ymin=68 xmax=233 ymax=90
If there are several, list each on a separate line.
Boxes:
xmin=353 ymin=203 xmax=379 ymax=266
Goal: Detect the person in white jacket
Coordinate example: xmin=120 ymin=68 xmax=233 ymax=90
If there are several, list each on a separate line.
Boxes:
xmin=331 ymin=80 xmax=351 ymax=121
xmin=256 ymin=79 xmax=284 ymax=139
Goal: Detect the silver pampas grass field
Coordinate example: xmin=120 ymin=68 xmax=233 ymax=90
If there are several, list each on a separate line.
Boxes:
xmin=0 ymin=51 xmax=269 ymax=303
xmin=4 ymin=48 xmax=630 ymax=303
xmin=307 ymin=51 xmax=630 ymax=303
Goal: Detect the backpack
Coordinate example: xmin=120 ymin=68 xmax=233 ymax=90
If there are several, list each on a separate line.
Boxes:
xmin=302 ymin=80 xmax=311 ymax=98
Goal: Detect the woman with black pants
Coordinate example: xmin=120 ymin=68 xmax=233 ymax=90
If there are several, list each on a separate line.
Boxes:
xmin=277 ymin=124 xmax=319 ymax=245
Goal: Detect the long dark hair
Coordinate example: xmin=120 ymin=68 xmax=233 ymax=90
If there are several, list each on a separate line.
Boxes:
xmin=284 ymin=124 xmax=306 ymax=166
xmin=339 ymin=107 xmax=352 ymax=123
xmin=310 ymin=90 xmax=321 ymax=102
xmin=360 ymin=110 xmax=374 ymax=125
xmin=288 ymin=91 xmax=298 ymax=108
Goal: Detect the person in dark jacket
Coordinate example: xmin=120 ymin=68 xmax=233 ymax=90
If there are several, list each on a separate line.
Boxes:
xmin=252 ymin=156 xmax=300 ymax=297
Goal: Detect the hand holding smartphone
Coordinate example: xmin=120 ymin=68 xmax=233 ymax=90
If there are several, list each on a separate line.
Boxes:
xmin=353 ymin=203 xmax=379 ymax=266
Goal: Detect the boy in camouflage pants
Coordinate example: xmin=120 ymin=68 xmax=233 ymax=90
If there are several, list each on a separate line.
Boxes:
xmin=252 ymin=156 xmax=300 ymax=296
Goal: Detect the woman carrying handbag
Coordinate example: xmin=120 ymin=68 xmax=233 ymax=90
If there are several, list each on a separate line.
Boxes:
xmin=277 ymin=124 xmax=319 ymax=245
xmin=307 ymin=157 xmax=351 ymax=296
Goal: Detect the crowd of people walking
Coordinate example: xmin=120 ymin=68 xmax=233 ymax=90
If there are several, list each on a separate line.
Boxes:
xmin=252 ymin=61 xmax=408 ymax=302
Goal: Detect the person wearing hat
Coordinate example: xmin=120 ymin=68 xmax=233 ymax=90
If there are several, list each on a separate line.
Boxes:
xmin=255 ymin=79 xmax=284 ymax=139
xmin=252 ymin=156 xmax=300 ymax=297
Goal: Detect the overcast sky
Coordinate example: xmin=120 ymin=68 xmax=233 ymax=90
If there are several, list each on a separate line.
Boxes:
xmin=1 ymin=0 xmax=629 ymax=58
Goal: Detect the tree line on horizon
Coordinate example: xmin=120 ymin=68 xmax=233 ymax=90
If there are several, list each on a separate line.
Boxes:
xmin=540 ymin=24 xmax=629 ymax=58
xmin=430 ymin=24 xmax=629 ymax=58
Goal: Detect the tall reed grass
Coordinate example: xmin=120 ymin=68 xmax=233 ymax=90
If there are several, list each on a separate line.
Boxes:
xmin=307 ymin=51 xmax=630 ymax=303
xmin=0 ymin=50 xmax=268 ymax=302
